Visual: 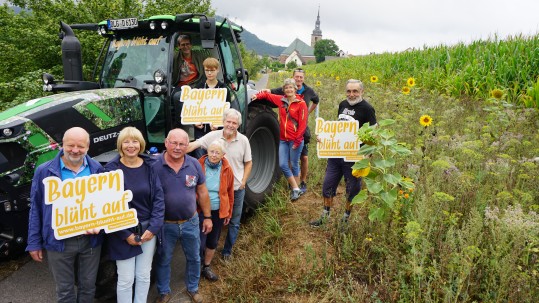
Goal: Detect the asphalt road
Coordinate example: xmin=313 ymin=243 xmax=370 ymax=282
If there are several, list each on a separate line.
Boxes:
xmin=0 ymin=242 xmax=190 ymax=303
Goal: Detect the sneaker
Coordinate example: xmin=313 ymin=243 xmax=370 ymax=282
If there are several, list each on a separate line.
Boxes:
xmin=341 ymin=213 xmax=350 ymax=224
xmin=202 ymin=266 xmax=219 ymax=281
xmin=155 ymin=293 xmax=171 ymax=303
xmin=187 ymin=290 xmax=203 ymax=303
xmin=290 ymin=189 xmax=301 ymax=201
xmin=299 ymin=181 xmax=307 ymax=195
xmin=309 ymin=215 xmax=329 ymax=227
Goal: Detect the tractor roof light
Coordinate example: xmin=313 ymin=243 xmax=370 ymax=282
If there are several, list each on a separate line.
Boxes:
xmin=150 ymin=21 xmax=156 ymax=30
xmin=42 ymin=73 xmax=54 ymax=85
xmin=161 ymin=21 xmax=168 ymax=30
xmin=147 ymin=84 xmax=154 ymax=93
xmin=154 ymin=85 xmax=162 ymax=94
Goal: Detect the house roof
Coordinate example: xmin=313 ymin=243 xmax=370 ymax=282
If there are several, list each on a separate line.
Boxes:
xmin=281 ymin=38 xmax=314 ymax=57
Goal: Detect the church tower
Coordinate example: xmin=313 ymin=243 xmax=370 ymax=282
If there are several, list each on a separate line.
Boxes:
xmin=311 ymin=6 xmax=322 ymax=48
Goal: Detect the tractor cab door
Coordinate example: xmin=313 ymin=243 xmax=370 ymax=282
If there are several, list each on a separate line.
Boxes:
xmin=216 ymin=19 xmax=249 ymax=132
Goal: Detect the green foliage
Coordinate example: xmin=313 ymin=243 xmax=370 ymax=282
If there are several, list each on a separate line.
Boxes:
xmin=314 ymin=39 xmax=339 ymax=63
xmin=351 ymin=119 xmax=415 ymax=222
xmin=285 ymin=60 xmax=298 ymax=70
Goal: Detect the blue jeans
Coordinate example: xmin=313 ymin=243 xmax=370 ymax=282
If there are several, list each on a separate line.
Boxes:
xmin=116 ymin=237 xmax=156 ymax=303
xmin=279 ymin=140 xmax=304 ymax=178
xmin=47 ymin=236 xmax=101 ymax=303
xmin=155 ymin=214 xmax=200 ymax=294
xmin=222 ymin=188 xmax=245 ymax=256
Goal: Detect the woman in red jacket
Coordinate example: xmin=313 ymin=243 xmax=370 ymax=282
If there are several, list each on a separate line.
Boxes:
xmin=198 ymin=140 xmax=234 ymax=281
xmin=251 ymin=78 xmax=308 ymax=201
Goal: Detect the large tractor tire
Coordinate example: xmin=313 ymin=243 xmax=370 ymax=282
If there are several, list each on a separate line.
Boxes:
xmin=244 ymin=104 xmax=280 ymax=211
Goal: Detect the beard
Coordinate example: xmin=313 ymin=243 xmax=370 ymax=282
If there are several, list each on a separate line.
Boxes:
xmin=347 ymin=97 xmax=362 ymax=106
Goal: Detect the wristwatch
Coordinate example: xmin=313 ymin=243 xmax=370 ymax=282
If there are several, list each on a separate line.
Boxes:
xmin=204 ymin=216 xmax=212 ymax=220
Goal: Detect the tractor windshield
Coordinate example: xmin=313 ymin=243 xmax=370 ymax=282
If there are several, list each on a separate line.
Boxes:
xmin=100 ymin=34 xmax=170 ymax=89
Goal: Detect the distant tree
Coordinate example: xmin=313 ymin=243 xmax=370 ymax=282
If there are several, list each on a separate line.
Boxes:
xmin=286 ymin=61 xmax=298 ymax=70
xmin=314 ymin=39 xmax=339 ymax=63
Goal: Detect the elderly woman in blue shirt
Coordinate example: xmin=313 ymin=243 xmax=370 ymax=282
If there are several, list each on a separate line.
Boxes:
xmin=105 ymin=127 xmax=165 ymax=303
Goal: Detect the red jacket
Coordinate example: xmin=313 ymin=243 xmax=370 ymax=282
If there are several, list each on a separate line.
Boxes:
xmin=198 ymin=155 xmax=235 ymax=219
xmin=255 ymin=91 xmax=308 ymax=146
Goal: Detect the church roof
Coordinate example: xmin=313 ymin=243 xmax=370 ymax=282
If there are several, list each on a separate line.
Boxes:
xmin=281 ymin=38 xmax=314 ymax=57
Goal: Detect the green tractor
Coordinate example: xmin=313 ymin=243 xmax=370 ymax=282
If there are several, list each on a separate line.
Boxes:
xmin=0 ymin=14 xmax=280 ymax=260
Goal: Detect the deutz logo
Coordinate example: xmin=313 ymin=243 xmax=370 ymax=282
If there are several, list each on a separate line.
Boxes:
xmin=93 ymin=132 xmax=120 ymax=143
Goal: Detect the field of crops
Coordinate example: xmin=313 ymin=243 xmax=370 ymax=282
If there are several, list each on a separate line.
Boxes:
xmin=208 ymin=35 xmax=539 ymax=302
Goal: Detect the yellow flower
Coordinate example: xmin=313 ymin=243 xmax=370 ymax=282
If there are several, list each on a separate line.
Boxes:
xmin=312 ymin=73 xmax=316 ymax=77
xmin=331 ymin=73 xmax=334 ymax=77
xmin=365 ymin=237 xmax=373 ymax=242
xmin=370 ymin=75 xmax=378 ymax=83
xmin=315 ymin=80 xmax=321 ymax=87
xmin=407 ymin=77 xmax=416 ymax=87
xmin=402 ymin=86 xmax=411 ymax=95
xmin=335 ymin=76 xmax=340 ymax=81
xmin=352 ymin=166 xmax=370 ymax=178
xmin=491 ymin=88 xmax=504 ymax=99
xmin=404 ymin=193 xmax=410 ymax=199
xmin=419 ymin=115 xmax=433 ymax=127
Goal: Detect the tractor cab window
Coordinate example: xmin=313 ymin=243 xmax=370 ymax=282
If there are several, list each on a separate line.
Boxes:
xmin=101 ymin=35 xmax=170 ymax=89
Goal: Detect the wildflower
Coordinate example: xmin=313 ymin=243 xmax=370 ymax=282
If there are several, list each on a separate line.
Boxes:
xmin=312 ymin=73 xmax=316 ymax=77
xmin=365 ymin=237 xmax=373 ymax=242
xmin=399 ymin=190 xmax=404 ymax=195
xmin=419 ymin=115 xmax=433 ymax=127
xmin=315 ymin=80 xmax=321 ymax=87
xmin=402 ymin=86 xmax=411 ymax=95
xmin=404 ymin=193 xmax=410 ymax=199
xmin=352 ymin=166 xmax=370 ymax=178
xmin=370 ymin=75 xmax=378 ymax=83
xmin=491 ymin=88 xmax=504 ymax=99
xmin=408 ymin=188 xmax=414 ymax=193
xmin=331 ymin=73 xmax=334 ymax=77
xmin=407 ymin=77 xmax=416 ymax=87
xmin=335 ymin=76 xmax=340 ymax=81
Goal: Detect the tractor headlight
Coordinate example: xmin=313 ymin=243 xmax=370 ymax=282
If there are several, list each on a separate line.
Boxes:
xmin=2 ymin=128 xmax=13 ymax=137
xmin=154 ymin=85 xmax=162 ymax=93
xmin=147 ymin=84 xmax=154 ymax=93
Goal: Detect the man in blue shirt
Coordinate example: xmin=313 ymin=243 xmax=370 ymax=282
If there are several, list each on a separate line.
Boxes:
xmin=26 ymin=127 xmax=105 ymax=303
xmin=153 ymin=128 xmax=212 ymax=303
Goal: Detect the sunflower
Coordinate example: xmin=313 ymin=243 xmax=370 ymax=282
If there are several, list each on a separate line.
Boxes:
xmin=336 ymin=76 xmax=340 ymax=81
xmin=491 ymin=88 xmax=504 ymax=99
xmin=419 ymin=115 xmax=433 ymax=127
xmin=407 ymin=77 xmax=416 ymax=87
xmin=402 ymin=86 xmax=411 ymax=95
xmin=352 ymin=166 xmax=370 ymax=178
xmin=370 ymin=75 xmax=378 ymax=83
xmin=315 ymin=80 xmax=322 ymax=87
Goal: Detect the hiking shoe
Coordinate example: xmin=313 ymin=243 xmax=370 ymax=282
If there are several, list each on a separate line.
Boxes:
xmin=341 ymin=213 xmax=350 ymax=224
xmin=309 ymin=215 xmax=329 ymax=227
xmin=299 ymin=181 xmax=307 ymax=195
xmin=290 ymin=189 xmax=302 ymax=201
xmin=187 ymin=290 xmax=203 ymax=303
xmin=202 ymin=266 xmax=219 ymax=281
xmin=155 ymin=293 xmax=171 ymax=303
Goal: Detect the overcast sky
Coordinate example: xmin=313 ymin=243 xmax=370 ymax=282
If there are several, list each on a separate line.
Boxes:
xmin=212 ymin=0 xmax=539 ymax=55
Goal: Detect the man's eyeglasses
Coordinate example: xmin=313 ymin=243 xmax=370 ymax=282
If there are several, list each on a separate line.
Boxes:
xmin=179 ymin=42 xmax=191 ymax=47
xmin=167 ymin=140 xmax=188 ymax=148
xmin=346 ymin=89 xmax=360 ymax=94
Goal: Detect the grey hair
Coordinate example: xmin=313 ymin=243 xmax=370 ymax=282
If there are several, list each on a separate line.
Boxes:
xmin=177 ymin=34 xmax=191 ymax=44
xmin=223 ymin=108 xmax=242 ymax=126
xmin=208 ymin=139 xmax=227 ymax=154
xmin=346 ymin=79 xmax=364 ymax=90
xmin=282 ymin=78 xmax=298 ymax=90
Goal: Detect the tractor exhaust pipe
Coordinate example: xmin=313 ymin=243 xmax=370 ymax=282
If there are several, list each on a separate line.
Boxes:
xmin=59 ymin=21 xmax=83 ymax=81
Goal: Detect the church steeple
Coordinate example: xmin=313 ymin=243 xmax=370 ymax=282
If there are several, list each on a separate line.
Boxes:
xmin=311 ymin=5 xmax=322 ymax=48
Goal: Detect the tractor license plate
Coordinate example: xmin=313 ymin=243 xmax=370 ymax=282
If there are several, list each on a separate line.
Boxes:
xmin=108 ymin=18 xmax=138 ymax=30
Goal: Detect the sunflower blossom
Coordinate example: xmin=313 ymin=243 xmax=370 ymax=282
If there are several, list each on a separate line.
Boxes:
xmin=402 ymin=86 xmax=411 ymax=95
xmin=407 ymin=77 xmax=416 ymax=87
xmin=419 ymin=115 xmax=433 ymax=127
xmin=352 ymin=166 xmax=370 ymax=178
xmin=491 ymin=88 xmax=504 ymax=99
xmin=315 ymin=80 xmax=321 ymax=87
xmin=370 ymin=75 xmax=378 ymax=83
xmin=336 ymin=76 xmax=340 ymax=81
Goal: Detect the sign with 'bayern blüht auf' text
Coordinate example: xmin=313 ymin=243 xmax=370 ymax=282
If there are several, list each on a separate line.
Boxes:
xmin=315 ymin=117 xmax=364 ymax=162
xmin=43 ymin=170 xmax=138 ymax=240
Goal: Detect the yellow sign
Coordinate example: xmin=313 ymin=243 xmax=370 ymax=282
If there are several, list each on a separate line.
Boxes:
xmin=43 ymin=170 xmax=138 ymax=240
xmin=179 ymin=86 xmax=230 ymax=127
xmin=315 ymin=117 xmax=364 ymax=162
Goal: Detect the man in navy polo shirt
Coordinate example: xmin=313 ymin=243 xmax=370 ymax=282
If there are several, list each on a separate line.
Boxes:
xmin=153 ymin=128 xmax=212 ymax=303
